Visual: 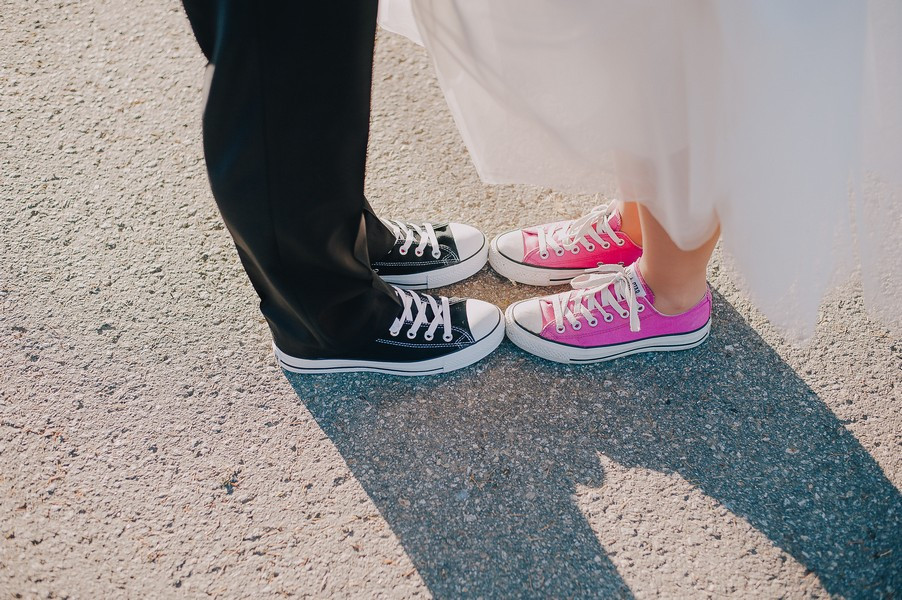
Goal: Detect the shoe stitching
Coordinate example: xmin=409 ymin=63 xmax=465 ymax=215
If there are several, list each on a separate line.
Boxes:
xmin=373 ymin=259 xmax=454 ymax=267
xmin=376 ymin=339 xmax=471 ymax=349
xmin=377 ymin=325 xmax=475 ymax=346
xmin=374 ymin=244 xmax=460 ymax=266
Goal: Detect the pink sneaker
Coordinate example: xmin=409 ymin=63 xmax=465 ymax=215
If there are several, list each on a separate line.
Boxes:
xmin=489 ymin=203 xmax=643 ymax=286
xmin=504 ymin=265 xmax=711 ymax=364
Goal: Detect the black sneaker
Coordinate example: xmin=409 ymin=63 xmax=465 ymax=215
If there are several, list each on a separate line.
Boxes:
xmin=273 ymin=287 xmax=504 ymax=375
xmin=373 ymin=219 xmax=488 ymax=289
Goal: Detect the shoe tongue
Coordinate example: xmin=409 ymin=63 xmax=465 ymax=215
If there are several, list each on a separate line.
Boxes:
xmin=603 ymin=209 xmax=622 ymax=232
xmin=625 ymin=265 xmax=651 ymax=302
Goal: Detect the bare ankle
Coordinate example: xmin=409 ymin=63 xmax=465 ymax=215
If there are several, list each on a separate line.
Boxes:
xmin=648 ymin=286 xmax=707 ymax=315
xmin=617 ymin=201 xmax=643 ymax=247
xmin=637 ymin=260 xmax=707 ymax=315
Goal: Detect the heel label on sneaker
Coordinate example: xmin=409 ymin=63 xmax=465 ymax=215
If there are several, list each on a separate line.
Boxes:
xmin=626 ymin=268 xmax=647 ymax=298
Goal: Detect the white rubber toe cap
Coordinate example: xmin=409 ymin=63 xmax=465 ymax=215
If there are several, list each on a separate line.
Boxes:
xmin=510 ymin=299 xmax=544 ymax=334
xmin=466 ymin=299 xmax=503 ymax=340
xmin=492 ymin=229 xmax=526 ymax=262
xmin=449 ymin=223 xmax=486 ymax=260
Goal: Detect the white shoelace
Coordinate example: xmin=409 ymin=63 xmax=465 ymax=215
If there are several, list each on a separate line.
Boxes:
xmin=536 ymin=203 xmax=625 ymax=258
xmin=550 ymin=265 xmax=644 ymax=333
xmin=382 ymin=219 xmax=442 ymax=259
xmin=388 ymin=287 xmax=454 ymax=342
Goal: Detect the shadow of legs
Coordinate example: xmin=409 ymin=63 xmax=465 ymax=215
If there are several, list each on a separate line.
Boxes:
xmin=285 ymin=290 xmax=900 ymax=597
xmin=291 ymin=372 xmax=631 ymax=598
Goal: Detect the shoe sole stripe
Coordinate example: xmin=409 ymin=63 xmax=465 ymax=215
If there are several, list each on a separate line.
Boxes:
xmin=381 ymin=238 xmax=488 ymax=290
xmin=488 ymin=236 xmax=592 ymax=286
xmin=273 ymin=310 xmax=504 ymax=376
xmin=275 ymin=358 xmax=444 ymax=375
xmin=568 ymin=332 xmax=710 ymax=362
xmin=505 ymin=306 xmax=711 ymax=364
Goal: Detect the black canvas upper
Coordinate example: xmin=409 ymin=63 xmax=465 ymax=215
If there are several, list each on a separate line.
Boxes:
xmin=338 ymin=295 xmax=489 ymax=362
xmin=372 ymin=222 xmax=468 ymax=277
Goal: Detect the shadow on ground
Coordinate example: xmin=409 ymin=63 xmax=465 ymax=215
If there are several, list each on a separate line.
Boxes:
xmin=285 ymin=290 xmax=901 ymax=598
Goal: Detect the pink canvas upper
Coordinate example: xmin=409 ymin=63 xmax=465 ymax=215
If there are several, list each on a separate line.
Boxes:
xmin=536 ymin=266 xmax=712 ymax=347
xmin=520 ymin=210 xmax=643 ymax=269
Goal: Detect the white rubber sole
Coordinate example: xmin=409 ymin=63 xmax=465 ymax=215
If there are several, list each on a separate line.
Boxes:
xmin=488 ymin=236 xmax=586 ymax=286
xmin=381 ymin=240 xmax=488 ymax=290
xmin=274 ymin=309 xmax=505 ymax=376
xmin=505 ymin=305 xmax=711 ymax=364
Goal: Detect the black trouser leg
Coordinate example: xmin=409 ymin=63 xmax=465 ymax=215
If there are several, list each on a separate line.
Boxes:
xmin=181 ymin=0 xmax=400 ymax=358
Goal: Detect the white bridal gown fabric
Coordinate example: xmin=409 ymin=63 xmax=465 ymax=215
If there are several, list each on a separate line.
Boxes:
xmin=379 ymin=0 xmax=901 ymax=339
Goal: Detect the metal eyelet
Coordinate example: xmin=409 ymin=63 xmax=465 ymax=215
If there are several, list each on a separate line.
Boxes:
xmin=585 ymin=244 xmax=595 ymax=252
xmin=616 ymin=239 xmax=625 ymax=246
xmin=601 ymin=242 xmax=610 ymax=249
xmin=637 ymin=304 xmax=645 ymax=312
xmin=588 ymin=318 xmax=598 ymax=327
xmin=555 ymin=249 xmax=565 ymax=257
xmin=432 ymin=251 xmax=441 ymax=259
xmin=556 ymin=325 xmax=566 ymax=333
xmin=540 ymin=251 xmax=549 ymax=259
xmin=389 ymin=330 xmax=400 ymax=337
xmin=424 ymin=333 xmax=434 ymax=341
xmin=398 ymin=248 xmax=408 ymax=256
xmin=571 ymin=321 xmax=581 ymax=330
xmin=619 ymin=311 xmax=628 ymax=319
xmin=443 ymin=334 xmax=453 ymax=342
xmin=603 ymin=313 xmax=614 ymax=323
xmin=570 ymin=247 xmax=580 ymax=254
xmin=407 ymin=330 xmax=417 ymax=339
xmin=415 ymin=249 xmax=424 ymax=257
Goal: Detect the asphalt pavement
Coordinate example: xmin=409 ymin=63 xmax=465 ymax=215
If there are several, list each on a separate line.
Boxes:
xmin=1 ymin=2 xmax=900 ymax=597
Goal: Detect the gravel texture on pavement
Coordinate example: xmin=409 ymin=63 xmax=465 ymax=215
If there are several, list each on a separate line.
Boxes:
xmin=2 ymin=2 xmax=900 ymax=598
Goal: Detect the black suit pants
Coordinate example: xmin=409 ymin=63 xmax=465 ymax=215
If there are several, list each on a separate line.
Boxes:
xmin=182 ymin=0 xmax=401 ymax=358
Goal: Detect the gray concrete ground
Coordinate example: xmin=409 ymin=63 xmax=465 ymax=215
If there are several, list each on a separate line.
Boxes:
xmin=1 ymin=1 xmax=900 ymax=598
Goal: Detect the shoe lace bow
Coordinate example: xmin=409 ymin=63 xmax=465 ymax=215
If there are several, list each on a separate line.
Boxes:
xmin=551 ymin=265 xmax=643 ymax=333
xmin=389 ymin=287 xmax=454 ymax=342
xmin=537 ymin=202 xmax=624 ymax=258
